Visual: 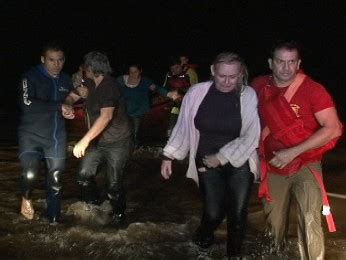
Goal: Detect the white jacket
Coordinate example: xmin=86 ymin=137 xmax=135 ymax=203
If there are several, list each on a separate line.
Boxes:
xmin=163 ymin=81 xmax=260 ymax=185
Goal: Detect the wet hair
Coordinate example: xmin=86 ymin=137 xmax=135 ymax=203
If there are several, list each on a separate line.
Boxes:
xmin=83 ymin=51 xmax=112 ymax=76
xmin=41 ymin=42 xmax=65 ymax=57
xmin=212 ymin=52 xmax=249 ymax=86
xmin=269 ymin=39 xmax=301 ymax=59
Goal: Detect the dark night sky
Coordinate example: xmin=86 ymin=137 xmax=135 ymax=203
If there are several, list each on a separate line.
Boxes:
xmin=1 ymin=0 xmax=345 ymax=117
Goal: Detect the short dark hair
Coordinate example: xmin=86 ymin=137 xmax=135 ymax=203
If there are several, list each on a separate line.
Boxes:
xmin=41 ymin=42 xmax=65 ymax=57
xmin=270 ymin=39 xmax=301 ymax=59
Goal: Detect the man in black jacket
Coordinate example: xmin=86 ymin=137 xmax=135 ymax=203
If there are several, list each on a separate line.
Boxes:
xmin=18 ymin=42 xmax=79 ymax=224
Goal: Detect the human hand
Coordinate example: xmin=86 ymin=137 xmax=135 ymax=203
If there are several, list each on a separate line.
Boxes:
xmin=161 ymin=160 xmax=173 ymax=179
xmin=167 ymin=90 xmax=181 ymax=101
xmin=203 ymin=154 xmax=221 ymax=168
xmin=269 ymin=148 xmax=298 ymax=169
xmin=76 ymin=85 xmax=88 ymax=98
xmin=62 ymin=104 xmax=75 ymax=119
xmin=73 ymin=138 xmax=90 ymax=158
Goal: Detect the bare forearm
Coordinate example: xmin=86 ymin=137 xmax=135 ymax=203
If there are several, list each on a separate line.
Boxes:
xmin=270 ymin=125 xmax=341 ymax=169
xmin=64 ymin=92 xmax=80 ymax=105
xmin=270 ymin=107 xmax=342 ymax=168
xmin=81 ymin=116 xmax=111 ymax=143
xmin=291 ymin=125 xmax=342 ymax=157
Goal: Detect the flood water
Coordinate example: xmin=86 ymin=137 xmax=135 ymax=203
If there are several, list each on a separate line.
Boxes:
xmin=1 ymin=107 xmax=346 ymax=259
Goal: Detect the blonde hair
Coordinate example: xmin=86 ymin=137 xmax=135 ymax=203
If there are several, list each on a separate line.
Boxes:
xmin=212 ymin=52 xmax=249 ymax=87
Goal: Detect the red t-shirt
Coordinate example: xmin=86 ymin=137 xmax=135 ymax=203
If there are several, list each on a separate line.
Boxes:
xmin=251 ymin=74 xmax=335 ymax=133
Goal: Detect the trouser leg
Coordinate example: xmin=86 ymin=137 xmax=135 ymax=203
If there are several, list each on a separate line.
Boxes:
xmin=20 ymin=153 xmax=41 ymax=199
xmin=19 ymin=153 xmax=41 ymax=219
xmin=197 ymin=168 xmax=226 ymax=247
xmin=131 ymin=116 xmax=143 ymax=149
xmin=81 ymin=178 xmax=99 ymax=204
xmin=45 ymin=158 xmax=65 ymax=222
xmin=263 ymin=173 xmax=292 ymax=250
xmin=104 ymin=138 xmax=131 ymax=216
xmin=76 ymin=147 xmax=103 ymax=204
xmin=225 ymin=163 xmax=253 ymax=256
xmin=292 ymin=164 xmax=324 ymax=260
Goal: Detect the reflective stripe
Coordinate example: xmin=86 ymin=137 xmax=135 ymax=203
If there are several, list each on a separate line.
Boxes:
xmin=22 ymin=79 xmax=32 ymax=105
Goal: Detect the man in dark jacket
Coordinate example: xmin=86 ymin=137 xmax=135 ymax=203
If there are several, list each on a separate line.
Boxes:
xmin=18 ymin=42 xmax=79 ymax=224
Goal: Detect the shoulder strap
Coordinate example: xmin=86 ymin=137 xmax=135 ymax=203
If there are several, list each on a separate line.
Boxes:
xmin=261 ymin=73 xmax=306 ymax=140
xmin=283 ymin=73 xmax=306 ymax=102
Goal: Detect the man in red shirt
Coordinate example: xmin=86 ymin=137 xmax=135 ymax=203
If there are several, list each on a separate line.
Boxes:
xmin=251 ymin=40 xmax=342 ymax=259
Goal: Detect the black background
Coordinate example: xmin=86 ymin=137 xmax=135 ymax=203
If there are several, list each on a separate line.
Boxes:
xmin=1 ymin=0 xmax=345 ymax=118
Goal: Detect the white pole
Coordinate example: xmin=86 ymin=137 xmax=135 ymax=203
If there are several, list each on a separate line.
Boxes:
xmin=327 ymin=192 xmax=346 ymax=199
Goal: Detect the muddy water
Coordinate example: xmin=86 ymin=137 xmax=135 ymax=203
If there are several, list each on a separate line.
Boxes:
xmin=0 ymin=115 xmax=346 ymax=259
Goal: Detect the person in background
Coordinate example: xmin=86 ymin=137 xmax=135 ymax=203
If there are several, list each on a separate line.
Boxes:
xmin=251 ymin=40 xmax=343 ymax=259
xmin=70 ymin=64 xmax=89 ymax=133
xmin=66 ymin=51 xmax=133 ymax=228
xmin=72 ymin=63 xmax=86 ymax=88
xmin=116 ymin=63 xmax=178 ymax=149
xmin=179 ymin=54 xmax=199 ymax=85
xmin=163 ymin=56 xmax=191 ymax=138
xmin=18 ymin=42 xmax=79 ymax=224
xmin=161 ymin=52 xmax=260 ymax=257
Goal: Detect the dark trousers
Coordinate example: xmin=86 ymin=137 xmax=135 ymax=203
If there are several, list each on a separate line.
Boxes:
xmin=77 ymin=137 xmax=132 ymax=215
xmin=130 ymin=115 xmax=144 ymax=148
xmin=20 ymin=152 xmax=65 ymax=220
xmin=197 ymin=162 xmax=254 ymax=256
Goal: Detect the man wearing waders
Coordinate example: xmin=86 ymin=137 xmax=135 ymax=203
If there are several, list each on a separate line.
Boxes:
xmin=252 ymin=40 xmax=343 ymax=259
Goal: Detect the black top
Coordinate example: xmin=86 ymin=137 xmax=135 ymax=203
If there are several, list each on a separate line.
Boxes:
xmin=18 ymin=64 xmax=72 ymax=140
xmin=86 ymin=75 xmax=132 ymax=145
xmin=194 ymin=84 xmax=241 ymax=165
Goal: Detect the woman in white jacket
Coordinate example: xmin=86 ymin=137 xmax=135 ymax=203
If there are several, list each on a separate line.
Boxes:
xmin=161 ymin=52 xmax=260 ymax=257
